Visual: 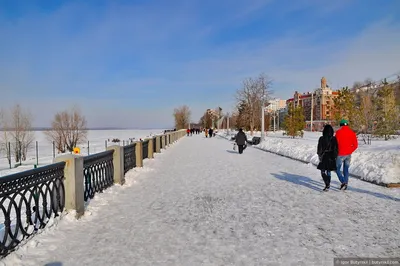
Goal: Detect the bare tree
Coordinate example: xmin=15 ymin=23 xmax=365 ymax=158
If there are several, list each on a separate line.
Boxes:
xmin=199 ymin=111 xmax=212 ymax=129
xmin=0 ymin=105 xmax=35 ymax=163
xmin=173 ymin=105 xmax=191 ymax=129
xmin=235 ymin=73 xmax=272 ymax=134
xmin=45 ymin=107 xmax=88 ymax=153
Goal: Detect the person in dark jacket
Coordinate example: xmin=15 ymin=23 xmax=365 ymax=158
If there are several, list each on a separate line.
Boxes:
xmin=235 ymin=128 xmax=247 ymax=154
xmin=317 ymin=124 xmax=338 ymax=191
xmin=208 ymin=128 xmax=213 ymax=138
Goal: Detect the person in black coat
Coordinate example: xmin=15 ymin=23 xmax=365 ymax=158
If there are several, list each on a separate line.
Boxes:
xmin=317 ymin=124 xmax=338 ymax=191
xmin=235 ymin=128 xmax=247 ymax=154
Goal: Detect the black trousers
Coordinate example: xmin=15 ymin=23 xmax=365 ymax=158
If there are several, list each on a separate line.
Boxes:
xmin=238 ymin=144 xmax=244 ymax=154
xmin=321 ymin=170 xmax=331 ymax=187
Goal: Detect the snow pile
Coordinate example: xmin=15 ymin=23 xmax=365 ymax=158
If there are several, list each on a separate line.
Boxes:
xmin=218 ymin=130 xmax=400 ymax=185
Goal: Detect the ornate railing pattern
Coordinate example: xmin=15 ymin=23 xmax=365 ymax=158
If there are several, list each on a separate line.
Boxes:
xmin=83 ymin=150 xmax=114 ymax=202
xmin=142 ymin=140 xmax=149 ymax=159
xmin=0 ymin=162 xmax=66 ymax=257
xmin=123 ymin=143 xmax=136 ymax=174
xmin=153 ymin=138 xmax=157 ymax=153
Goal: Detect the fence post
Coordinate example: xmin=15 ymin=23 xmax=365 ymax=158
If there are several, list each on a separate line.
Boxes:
xmin=135 ymin=141 xmax=143 ymax=167
xmin=155 ymin=136 xmax=161 ymax=153
xmin=107 ymin=145 xmax=125 ymax=185
xmin=55 ymin=154 xmax=85 ymax=218
xmin=8 ymin=142 xmax=11 ymax=169
xmin=36 ymin=141 xmax=39 ymax=166
xmin=53 ymin=141 xmax=55 ymax=158
xmin=148 ymin=138 xmax=154 ymax=159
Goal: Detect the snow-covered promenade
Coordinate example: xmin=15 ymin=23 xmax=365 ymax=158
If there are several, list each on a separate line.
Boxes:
xmin=3 ymin=134 xmax=399 ymax=266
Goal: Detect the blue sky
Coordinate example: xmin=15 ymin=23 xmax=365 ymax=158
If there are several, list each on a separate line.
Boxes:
xmin=1 ymin=0 xmax=399 ymax=128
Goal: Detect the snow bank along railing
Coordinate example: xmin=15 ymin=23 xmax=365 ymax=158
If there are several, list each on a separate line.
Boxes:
xmin=0 ymin=162 xmax=65 ymax=257
xmin=82 ymin=150 xmax=114 ymax=202
xmin=0 ymin=129 xmax=186 ymax=257
xmin=217 ymin=133 xmax=399 ymax=188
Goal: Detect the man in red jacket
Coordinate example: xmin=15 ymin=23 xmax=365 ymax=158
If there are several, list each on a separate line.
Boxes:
xmin=335 ymin=119 xmax=358 ymax=190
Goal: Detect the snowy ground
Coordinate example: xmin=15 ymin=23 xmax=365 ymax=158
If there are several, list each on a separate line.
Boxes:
xmin=220 ymin=130 xmax=400 ymax=185
xmin=1 ymin=134 xmax=399 ymax=265
xmin=0 ymin=129 xmax=163 ymax=177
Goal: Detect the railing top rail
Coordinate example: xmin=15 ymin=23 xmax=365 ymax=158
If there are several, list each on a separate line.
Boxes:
xmin=0 ymin=161 xmax=66 ymax=184
xmin=124 ymin=143 xmax=136 ymax=149
xmin=83 ymin=150 xmax=114 ymax=164
xmin=0 ymin=161 xmax=66 ymax=197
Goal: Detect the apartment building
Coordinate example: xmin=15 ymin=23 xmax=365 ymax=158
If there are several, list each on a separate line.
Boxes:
xmin=286 ymin=77 xmax=339 ymax=131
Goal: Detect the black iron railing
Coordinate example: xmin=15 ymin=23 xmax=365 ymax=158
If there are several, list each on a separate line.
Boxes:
xmin=0 ymin=162 xmax=66 ymax=257
xmin=142 ymin=140 xmax=149 ymax=159
xmin=123 ymin=144 xmax=136 ymax=174
xmin=153 ymin=138 xmax=157 ymax=153
xmin=83 ymin=150 xmax=114 ymax=202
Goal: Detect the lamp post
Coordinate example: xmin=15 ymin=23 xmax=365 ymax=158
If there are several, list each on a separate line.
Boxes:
xmin=226 ymin=112 xmax=230 ymax=134
xmin=261 ymin=95 xmax=266 ymax=141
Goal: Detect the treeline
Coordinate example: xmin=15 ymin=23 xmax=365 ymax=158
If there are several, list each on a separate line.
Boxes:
xmin=334 ymin=78 xmax=400 ymax=140
xmin=0 ymin=105 xmax=88 ymax=164
xmin=170 ymin=74 xmax=400 ymax=140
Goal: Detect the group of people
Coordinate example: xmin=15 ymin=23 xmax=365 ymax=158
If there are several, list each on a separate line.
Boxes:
xmin=317 ymin=119 xmax=358 ymax=191
xmin=232 ymin=120 xmax=358 ymax=191
xmin=186 ymin=128 xmax=201 ymax=136
xmin=185 ymin=127 xmax=217 ymax=137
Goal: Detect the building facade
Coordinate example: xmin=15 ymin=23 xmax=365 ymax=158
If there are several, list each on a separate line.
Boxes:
xmin=266 ymin=99 xmax=286 ymax=112
xmin=286 ymin=77 xmax=339 ymax=131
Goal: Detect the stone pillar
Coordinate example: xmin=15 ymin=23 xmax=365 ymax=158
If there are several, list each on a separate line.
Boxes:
xmin=107 ymin=145 xmax=124 ymax=185
xmin=135 ymin=141 xmax=143 ymax=167
xmin=156 ymin=136 xmax=161 ymax=153
xmin=148 ymin=138 xmax=154 ymax=159
xmin=55 ymin=154 xmax=85 ymax=218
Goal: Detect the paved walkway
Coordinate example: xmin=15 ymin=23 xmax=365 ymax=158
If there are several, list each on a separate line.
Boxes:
xmin=3 ymin=134 xmax=399 ymax=266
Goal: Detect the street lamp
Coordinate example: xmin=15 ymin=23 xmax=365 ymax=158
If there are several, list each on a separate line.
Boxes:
xmin=261 ymin=95 xmax=267 ymax=141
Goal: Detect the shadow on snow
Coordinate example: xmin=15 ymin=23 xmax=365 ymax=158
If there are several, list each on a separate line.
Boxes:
xmin=271 ymin=172 xmax=400 ymax=202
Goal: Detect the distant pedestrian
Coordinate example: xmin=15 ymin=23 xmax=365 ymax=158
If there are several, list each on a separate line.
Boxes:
xmin=235 ymin=128 xmax=247 ymax=154
xmin=205 ymin=128 xmax=208 ymax=138
xmin=187 ymin=128 xmax=190 ymax=136
xmin=335 ymin=119 xmax=358 ymax=190
xmin=208 ymin=128 xmax=213 ymax=138
xmin=317 ymin=124 xmax=338 ymax=191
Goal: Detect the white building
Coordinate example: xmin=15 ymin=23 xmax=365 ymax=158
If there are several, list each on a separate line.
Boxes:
xmin=266 ymin=99 xmax=286 ymax=112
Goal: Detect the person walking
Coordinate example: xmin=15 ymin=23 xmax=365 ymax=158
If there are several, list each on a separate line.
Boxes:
xmin=235 ymin=128 xmax=247 ymax=154
xmin=335 ymin=119 xmax=358 ymax=190
xmin=317 ymin=124 xmax=338 ymax=191
xmin=208 ymin=128 xmax=213 ymax=138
